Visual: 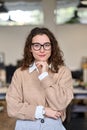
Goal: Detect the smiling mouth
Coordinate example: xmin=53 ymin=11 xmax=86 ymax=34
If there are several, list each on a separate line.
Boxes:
xmin=39 ymin=55 xmax=46 ymax=57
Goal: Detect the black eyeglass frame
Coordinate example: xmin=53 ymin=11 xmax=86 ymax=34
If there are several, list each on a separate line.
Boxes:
xmin=31 ymin=42 xmax=51 ymax=51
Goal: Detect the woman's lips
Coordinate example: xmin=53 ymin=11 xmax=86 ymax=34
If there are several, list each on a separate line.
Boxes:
xmin=38 ymin=54 xmax=46 ymax=57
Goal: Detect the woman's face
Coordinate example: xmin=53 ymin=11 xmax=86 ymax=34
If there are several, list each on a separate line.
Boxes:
xmin=31 ymin=34 xmax=51 ymax=62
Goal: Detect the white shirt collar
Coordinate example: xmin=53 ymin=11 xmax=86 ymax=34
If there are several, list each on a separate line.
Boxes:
xmin=29 ymin=62 xmax=51 ymax=73
xmin=29 ymin=62 xmax=38 ymax=73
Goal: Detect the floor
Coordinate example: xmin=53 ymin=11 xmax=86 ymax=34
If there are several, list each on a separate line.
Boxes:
xmin=0 ymin=101 xmax=87 ymax=130
xmin=0 ymin=101 xmax=16 ymax=130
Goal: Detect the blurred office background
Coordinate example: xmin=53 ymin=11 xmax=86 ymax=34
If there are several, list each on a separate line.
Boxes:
xmin=0 ymin=0 xmax=87 ymax=70
xmin=0 ymin=0 xmax=87 ymax=130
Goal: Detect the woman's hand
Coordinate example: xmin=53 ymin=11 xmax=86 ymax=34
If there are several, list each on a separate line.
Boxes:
xmin=44 ymin=107 xmax=62 ymax=120
xmin=35 ymin=61 xmax=48 ymax=74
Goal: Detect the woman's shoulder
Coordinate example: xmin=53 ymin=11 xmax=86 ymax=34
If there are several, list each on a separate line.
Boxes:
xmin=59 ymin=65 xmax=71 ymax=74
xmin=14 ymin=67 xmax=22 ymax=73
xmin=13 ymin=67 xmax=27 ymax=76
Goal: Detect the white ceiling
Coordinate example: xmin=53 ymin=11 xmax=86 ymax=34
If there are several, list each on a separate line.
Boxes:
xmin=1 ymin=0 xmax=87 ymax=12
xmin=1 ymin=0 xmax=41 ymax=2
xmin=2 ymin=0 xmax=80 ymax=11
xmin=0 ymin=0 xmax=79 ymax=3
xmin=57 ymin=0 xmax=79 ymax=8
xmin=2 ymin=1 xmax=42 ymax=11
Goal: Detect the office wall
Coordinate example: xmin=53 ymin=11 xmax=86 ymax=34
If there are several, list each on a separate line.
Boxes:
xmin=56 ymin=24 xmax=87 ymax=70
xmin=0 ymin=25 xmax=34 ymax=66
xmin=0 ymin=24 xmax=87 ymax=71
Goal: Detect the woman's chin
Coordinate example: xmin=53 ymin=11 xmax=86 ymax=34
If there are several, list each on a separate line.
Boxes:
xmin=37 ymin=59 xmax=47 ymax=62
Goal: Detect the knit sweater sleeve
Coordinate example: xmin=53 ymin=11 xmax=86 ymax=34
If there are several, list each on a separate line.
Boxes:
xmin=40 ymin=66 xmax=74 ymax=111
xmin=6 ymin=68 xmax=36 ymax=120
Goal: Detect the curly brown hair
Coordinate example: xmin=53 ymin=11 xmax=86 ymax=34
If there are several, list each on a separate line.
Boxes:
xmin=21 ymin=27 xmax=64 ymax=73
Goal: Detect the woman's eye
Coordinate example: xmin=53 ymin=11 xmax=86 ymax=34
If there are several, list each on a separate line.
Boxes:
xmin=45 ymin=43 xmax=50 ymax=46
xmin=34 ymin=44 xmax=40 ymax=47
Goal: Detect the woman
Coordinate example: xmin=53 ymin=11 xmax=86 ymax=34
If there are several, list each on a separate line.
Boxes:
xmin=6 ymin=27 xmax=73 ymax=130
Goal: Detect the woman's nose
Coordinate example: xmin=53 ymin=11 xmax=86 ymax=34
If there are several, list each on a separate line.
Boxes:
xmin=40 ymin=46 xmax=44 ymax=52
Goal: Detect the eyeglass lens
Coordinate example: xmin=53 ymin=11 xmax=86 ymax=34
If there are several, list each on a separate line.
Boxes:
xmin=32 ymin=42 xmax=51 ymax=50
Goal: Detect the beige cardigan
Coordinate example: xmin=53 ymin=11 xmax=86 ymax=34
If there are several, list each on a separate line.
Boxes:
xmin=6 ymin=66 xmax=73 ymax=121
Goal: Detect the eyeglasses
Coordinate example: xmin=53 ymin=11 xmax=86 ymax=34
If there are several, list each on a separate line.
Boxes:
xmin=31 ymin=42 xmax=51 ymax=51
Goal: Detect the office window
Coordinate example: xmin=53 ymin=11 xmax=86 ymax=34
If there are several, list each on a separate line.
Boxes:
xmin=56 ymin=0 xmax=87 ymax=24
xmin=0 ymin=1 xmax=43 ymax=26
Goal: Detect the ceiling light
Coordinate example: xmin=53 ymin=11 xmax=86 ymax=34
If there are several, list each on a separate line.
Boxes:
xmin=81 ymin=1 xmax=87 ymax=5
xmin=0 ymin=2 xmax=8 ymax=12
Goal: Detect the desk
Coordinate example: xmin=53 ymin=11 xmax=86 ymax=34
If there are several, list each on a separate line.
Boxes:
xmin=0 ymin=87 xmax=8 ymax=100
xmin=0 ymin=87 xmax=16 ymax=129
xmin=72 ymin=88 xmax=87 ymax=113
xmin=0 ymin=87 xmax=8 ymax=111
xmin=74 ymin=88 xmax=87 ymax=99
xmin=74 ymin=88 xmax=87 ymax=94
